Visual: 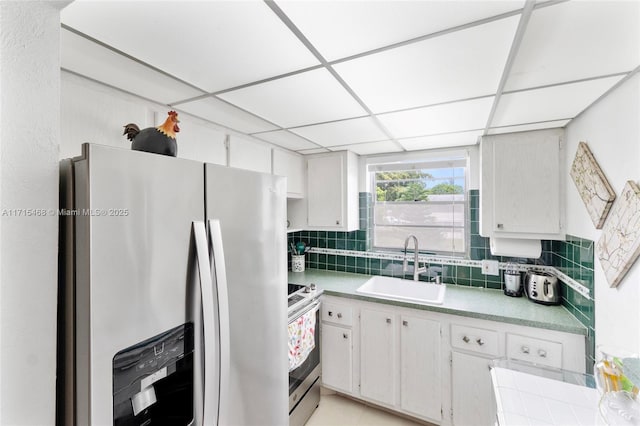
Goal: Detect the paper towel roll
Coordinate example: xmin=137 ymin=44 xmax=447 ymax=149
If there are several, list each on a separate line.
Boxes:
xmin=489 ymin=237 xmax=541 ymax=258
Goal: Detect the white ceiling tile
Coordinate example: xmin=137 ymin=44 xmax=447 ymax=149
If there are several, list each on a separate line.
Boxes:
xmin=333 ymin=17 xmax=519 ymax=113
xmin=492 ymin=76 xmax=624 ymax=127
xmin=487 ymin=120 xmax=570 ymax=135
xmin=290 ymin=117 xmax=388 ymax=147
xmin=378 ymin=97 xmax=494 ymax=139
xmin=218 ymin=68 xmax=367 ymax=128
xmin=253 ymin=130 xmax=319 ymax=151
xmin=61 ymin=1 xmax=319 ymax=93
xmin=329 ymin=141 xmax=403 ymax=156
xmin=177 ymin=97 xmax=278 ymax=134
xmin=398 ymin=130 xmax=483 ymax=151
xmin=277 ymin=0 xmax=524 ymax=61
xmin=505 ymin=1 xmax=640 ymax=91
xmin=61 ymin=29 xmax=204 ymax=104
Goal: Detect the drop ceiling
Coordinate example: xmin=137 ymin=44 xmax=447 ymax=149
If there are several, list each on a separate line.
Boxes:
xmin=60 ymin=0 xmax=640 ymax=156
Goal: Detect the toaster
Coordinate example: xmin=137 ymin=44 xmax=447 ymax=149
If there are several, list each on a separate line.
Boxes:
xmin=524 ymin=270 xmax=560 ymax=305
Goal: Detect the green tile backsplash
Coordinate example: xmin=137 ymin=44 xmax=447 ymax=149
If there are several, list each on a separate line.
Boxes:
xmin=288 ymin=190 xmax=596 ymax=371
xmin=543 ymin=234 xmax=596 ymax=369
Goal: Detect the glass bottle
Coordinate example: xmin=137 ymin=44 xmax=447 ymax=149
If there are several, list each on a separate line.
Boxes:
xmin=594 ymin=345 xmax=640 ymax=425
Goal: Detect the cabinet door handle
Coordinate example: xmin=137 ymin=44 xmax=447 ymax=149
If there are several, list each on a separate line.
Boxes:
xmin=538 ymin=349 xmax=547 ymax=358
xmin=343 ymin=333 xmax=348 ymax=339
xmin=476 ymin=338 xmax=485 ymax=346
xmin=336 ymin=220 xmax=340 ymax=225
xmin=521 ymin=346 xmax=530 ymax=354
xmin=497 ymin=223 xmax=504 ymax=230
xmin=402 ymin=320 xmax=408 ymax=326
xmin=337 ymin=313 xmax=342 ymax=319
xmin=328 ymin=311 xmax=333 ymax=317
xmin=386 ymin=318 xmax=392 ymax=324
xmin=462 ymin=336 xmax=470 ymax=343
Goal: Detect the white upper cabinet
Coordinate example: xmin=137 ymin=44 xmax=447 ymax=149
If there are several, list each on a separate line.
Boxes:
xmin=480 ymin=129 xmax=565 ymax=240
xmin=272 ymin=149 xmax=305 ymax=198
xmin=228 ymin=134 xmax=271 ymax=174
xmin=171 ymin=114 xmax=227 ymax=166
xmin=306 ymin=151 xmax=359 ymax=231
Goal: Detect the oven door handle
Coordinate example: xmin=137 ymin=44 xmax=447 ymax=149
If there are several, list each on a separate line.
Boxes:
xmin=289 ymin=300 xmax=320 ymax=323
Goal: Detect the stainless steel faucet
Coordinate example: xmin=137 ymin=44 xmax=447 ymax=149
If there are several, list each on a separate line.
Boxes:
xmin=403 ymin=235 xmax=426 ymax=281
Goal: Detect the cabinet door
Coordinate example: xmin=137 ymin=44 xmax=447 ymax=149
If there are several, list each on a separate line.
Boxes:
xmin=307 ymin=155 xmax=343 ymax=227
xmin=492 ymin=134 xmax=561 ymax=234
xmin=321 ymin=324 xmax=353 ymax=393
xmin=451 ymin=351 xmax=495 ymax=426
xmin=360 ymin=309 xmax=396 ymax=406
xmin=228 ymin=135 xmax=271 ymax=174
xmin=400 ymin=316 xmax=441 ymax=421
xmin=272 ymin=149 xmax=305 ymax=198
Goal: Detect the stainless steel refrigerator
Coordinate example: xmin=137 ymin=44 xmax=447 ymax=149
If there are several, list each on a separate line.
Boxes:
xmin=58 ymin=143 xmax=288 ymax=425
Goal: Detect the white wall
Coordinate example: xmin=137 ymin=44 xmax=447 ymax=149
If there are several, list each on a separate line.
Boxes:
xmin=61 ymin=72 xmax=227 ymax=164
xmin=564 ymin=73 xmax=640 ymax=352
xmin=0 ymin=2 xmax=70 ymax=424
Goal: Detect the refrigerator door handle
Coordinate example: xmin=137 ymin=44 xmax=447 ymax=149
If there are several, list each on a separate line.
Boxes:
xmin=193 ymin=221 xmax=217 ymax=426
xmin=208 ymin=219 xmax=230 ymax=424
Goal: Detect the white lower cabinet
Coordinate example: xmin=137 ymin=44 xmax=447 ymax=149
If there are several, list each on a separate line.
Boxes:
xmin=400 ymin=315 xmax=441 ymax=421
xmin=451 ymin=351 xmax=496 ymax=426
xmin=320 ymin=301 xmax=354 ymax=393
xmin=321 ymin=324 xmax=353 ymax=393
xmin=360 ymin=308 xmax=396 ymax=406
xmin=449 ymin=320 xmax=585 ymax=426
xmin=320 ymin=295 xmax=586 ymax=426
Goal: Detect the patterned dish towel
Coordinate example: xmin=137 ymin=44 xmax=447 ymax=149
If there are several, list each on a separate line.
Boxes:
xmin=288 ymin=309 xmax=316 ymax=371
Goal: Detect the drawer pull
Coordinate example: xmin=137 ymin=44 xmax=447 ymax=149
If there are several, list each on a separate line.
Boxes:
xmin=521 ymin=346 xmax=530 ymax=354
xmin=328 ymin=311 xmax=333 ymax=317
xmin=462 ymin=336 xmax=470 ymax=343
xmin=386 ymin=318 xmax=392 ymax=324
xmin=476 ymin=338 xmax=485 ymax=346
xmin=402 ymin=320 xmax=408 ymax=326
xmin=538 ymin=349 xmax=547 ymax=358
xmin=337 ymin=313 xmax=343 ymax=319
xmin=343 ymin=333 xmax=348 ymax=339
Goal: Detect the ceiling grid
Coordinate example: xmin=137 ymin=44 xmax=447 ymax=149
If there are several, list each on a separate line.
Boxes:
xmin=59 ymin=0 xmax=639 ymax=155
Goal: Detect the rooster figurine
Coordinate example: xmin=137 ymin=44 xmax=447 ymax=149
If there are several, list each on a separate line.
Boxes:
xmin=123 ymin=111 xmax=180 ymax=157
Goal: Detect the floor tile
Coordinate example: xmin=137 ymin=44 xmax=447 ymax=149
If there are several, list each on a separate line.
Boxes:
xmin=305 ymin=393 xmax=426 ymax=426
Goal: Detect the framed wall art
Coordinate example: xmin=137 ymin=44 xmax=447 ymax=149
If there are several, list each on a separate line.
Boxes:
xmin=596 ymin=181 xmax=640 ymax=288
xmin=570 ymin=141 xmax=616 ymax=229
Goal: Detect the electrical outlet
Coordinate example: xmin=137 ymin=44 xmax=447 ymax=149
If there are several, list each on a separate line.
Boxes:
xmin=481 ymin=259 xmax=499 ymax=276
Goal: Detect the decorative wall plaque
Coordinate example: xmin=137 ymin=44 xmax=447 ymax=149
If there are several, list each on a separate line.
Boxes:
xmin=570 ymin=142 xmax=616 ymax=229
xmin=596 ymin=181 xmax=640 ymax=288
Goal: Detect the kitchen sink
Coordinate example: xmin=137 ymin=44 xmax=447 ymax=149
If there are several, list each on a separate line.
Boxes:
xmin=356 ymin=275 xmax=446 ymax=305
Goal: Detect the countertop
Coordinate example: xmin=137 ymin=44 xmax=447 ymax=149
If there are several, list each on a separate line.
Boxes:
xmin=288 ymin=269 xmax=587 ymax=335
xmin=491 ymin=360 xmax=602 ymax=425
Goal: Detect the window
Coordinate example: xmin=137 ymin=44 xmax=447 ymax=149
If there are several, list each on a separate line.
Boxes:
xmin=370 ymin=156 xmax=467 ymax=256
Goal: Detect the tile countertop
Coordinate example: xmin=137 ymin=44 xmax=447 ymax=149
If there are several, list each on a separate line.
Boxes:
xmin=491 ymin=361 xmax=603 ymax=425
xmin=288 ymin=269 xmax=587 ymax=336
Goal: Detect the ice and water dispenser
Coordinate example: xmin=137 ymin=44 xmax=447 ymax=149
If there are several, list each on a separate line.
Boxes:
xmin=113 ymin=324 xmax=194 ymax=425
